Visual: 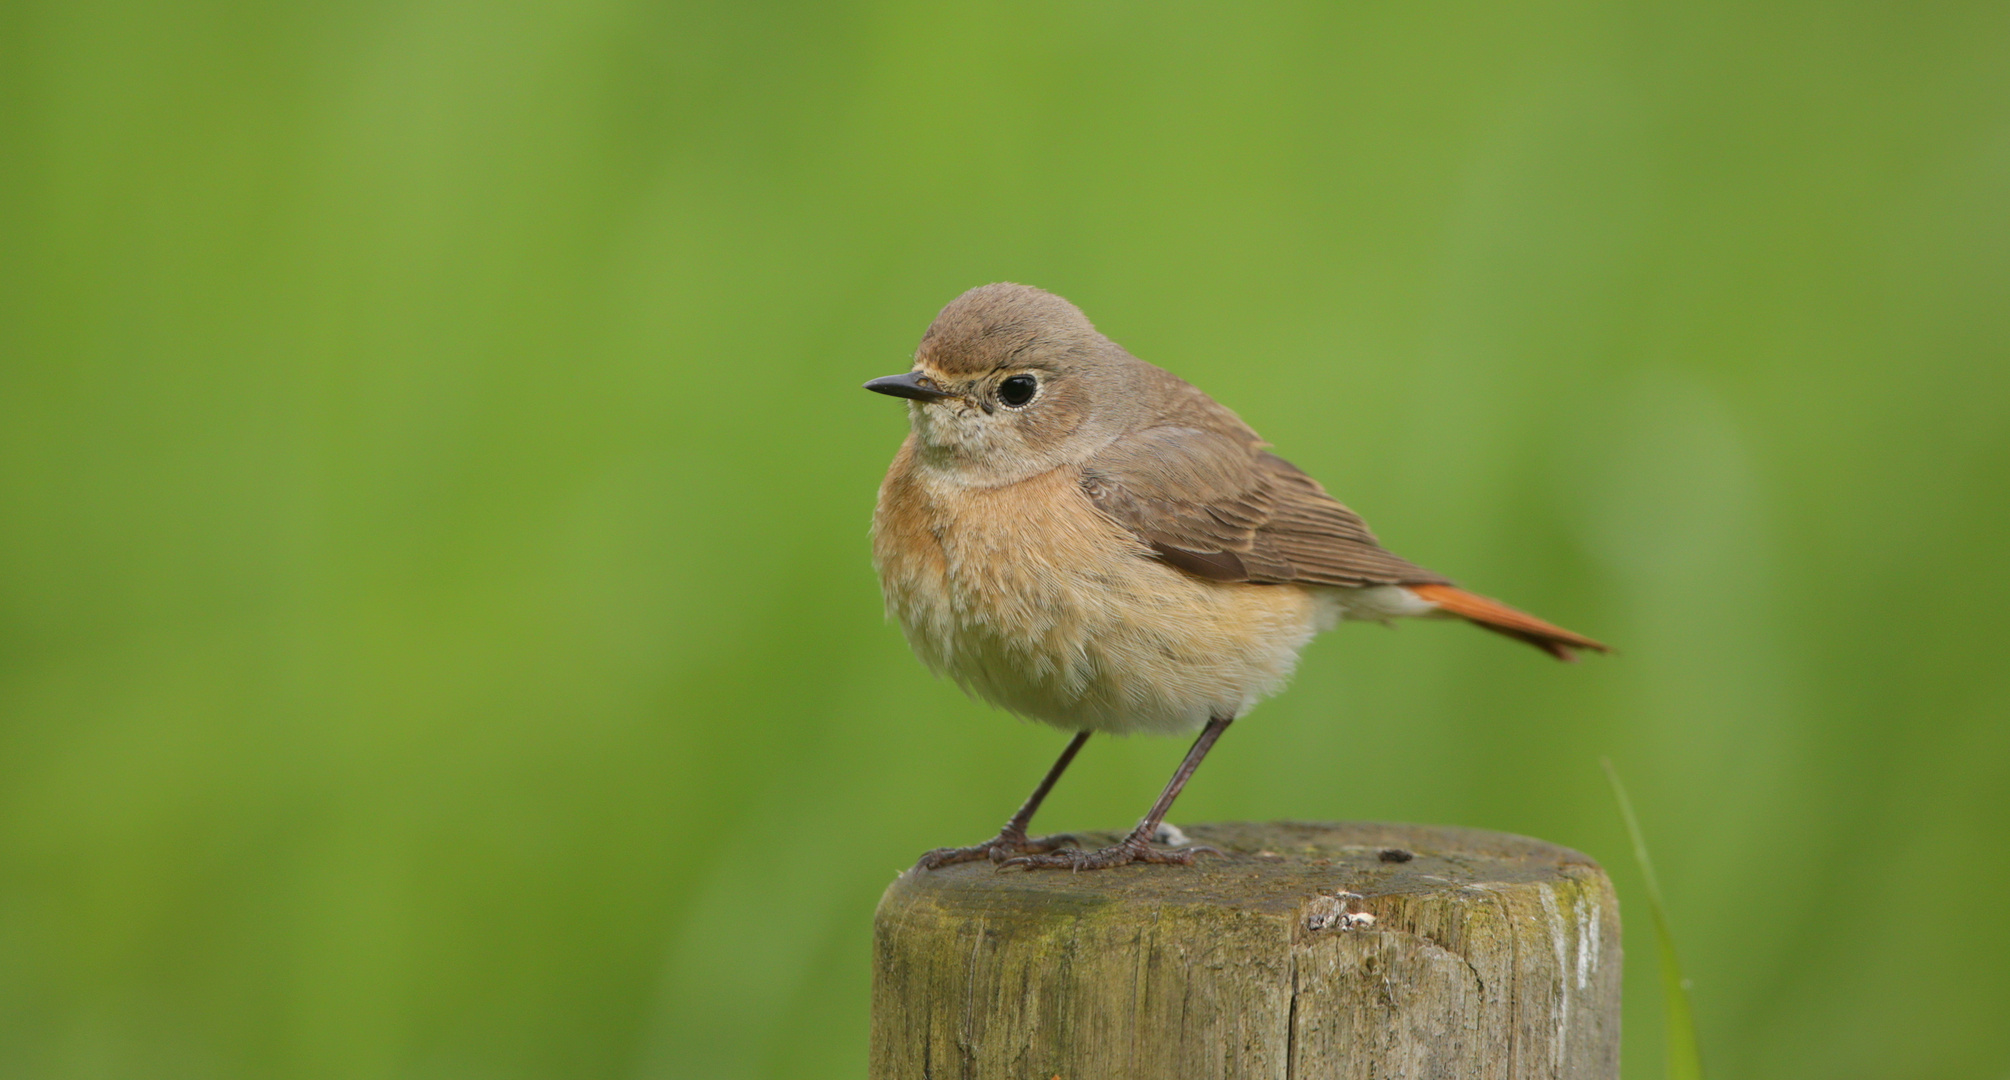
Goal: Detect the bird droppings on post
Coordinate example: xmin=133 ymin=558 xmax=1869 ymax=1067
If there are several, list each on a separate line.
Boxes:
xmin=1304 ymin=890 xmax=1377 ymax=932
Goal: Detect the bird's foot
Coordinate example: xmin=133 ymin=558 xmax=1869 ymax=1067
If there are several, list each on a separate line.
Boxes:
xmin=914 ymin=827 xmax=1078 ymax=871
xmin=998 ymin=829 xmax=1222 ymax=872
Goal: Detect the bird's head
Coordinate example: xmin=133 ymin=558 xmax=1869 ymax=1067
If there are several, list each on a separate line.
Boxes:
xmin=864 ymin=283 xmax=1145 ymax=485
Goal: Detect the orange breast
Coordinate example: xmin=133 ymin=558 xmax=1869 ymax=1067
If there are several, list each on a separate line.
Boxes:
xmin=871 ymin=440 xmax=1322 ymax=735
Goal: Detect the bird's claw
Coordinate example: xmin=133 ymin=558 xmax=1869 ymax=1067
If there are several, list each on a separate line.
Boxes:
xmin=999 ymin=836 xmax=1223 ymax=872
xmin=914 ymin=829 xmax=1079 ymax=870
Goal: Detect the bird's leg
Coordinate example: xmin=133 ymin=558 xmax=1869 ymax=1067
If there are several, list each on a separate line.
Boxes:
xmin=1002 ymin=716 xmax=1232 ymax=871
xmin=914 ymin=731 xmax=1090 ymax=870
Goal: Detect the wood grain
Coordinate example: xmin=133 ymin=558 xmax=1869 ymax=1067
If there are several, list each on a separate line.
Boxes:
xmin=872 ymin=821 xmax=1620 ymax=1079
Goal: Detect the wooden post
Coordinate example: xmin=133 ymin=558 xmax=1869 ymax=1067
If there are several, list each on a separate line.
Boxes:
xmin=872 ymin=821 xmax=1620 ymax=1079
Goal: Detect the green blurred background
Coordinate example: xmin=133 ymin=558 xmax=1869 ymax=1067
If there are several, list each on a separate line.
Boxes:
xmin=4 ymin=2 xmax=2007 ymax=1077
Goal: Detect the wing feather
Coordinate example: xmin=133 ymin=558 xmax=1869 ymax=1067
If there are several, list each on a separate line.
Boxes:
xmin=1079 ymin=427 xmax=1447 ymax=588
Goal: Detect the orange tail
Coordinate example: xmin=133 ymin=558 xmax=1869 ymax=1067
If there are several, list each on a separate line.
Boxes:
xmin=1408 ymin=583 xmax=1610 ymax=662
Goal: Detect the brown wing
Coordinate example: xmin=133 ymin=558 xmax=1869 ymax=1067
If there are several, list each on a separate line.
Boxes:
xmin=1079 ymin=426 xmax=1449 ymax=588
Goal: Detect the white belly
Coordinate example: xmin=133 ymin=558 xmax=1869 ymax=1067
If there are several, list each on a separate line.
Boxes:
xmin=902 ymin=563 xmax=1324 ymax=735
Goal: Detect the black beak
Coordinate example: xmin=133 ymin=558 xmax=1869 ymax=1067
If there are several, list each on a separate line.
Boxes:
xmin=863 ymin=371 xmax=957 ymax=403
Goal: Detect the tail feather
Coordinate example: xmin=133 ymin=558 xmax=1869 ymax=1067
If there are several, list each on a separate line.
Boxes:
xmin=1407 ymin=583 xmax=1610 ymax=662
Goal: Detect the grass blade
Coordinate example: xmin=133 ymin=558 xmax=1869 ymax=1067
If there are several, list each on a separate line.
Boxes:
xmin=1602 ymin=758 xmax=1704 ymax=1080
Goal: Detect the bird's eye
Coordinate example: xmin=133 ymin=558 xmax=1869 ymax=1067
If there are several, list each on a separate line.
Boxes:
xmin=998 ymin=374 xmax=1038 ymax=407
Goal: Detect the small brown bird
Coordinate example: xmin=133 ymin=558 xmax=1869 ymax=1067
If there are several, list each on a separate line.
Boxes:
xmin=868 ymin=283 xmax=1606 ymax=872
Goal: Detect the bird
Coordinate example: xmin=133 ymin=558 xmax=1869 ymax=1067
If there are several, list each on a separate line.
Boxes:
xmin=866 ymin=283 xmax=1606 ymax=872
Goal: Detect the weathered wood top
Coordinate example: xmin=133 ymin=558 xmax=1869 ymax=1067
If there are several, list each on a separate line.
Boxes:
xmin=885 ymin=819 xmax=1605 ymax=917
